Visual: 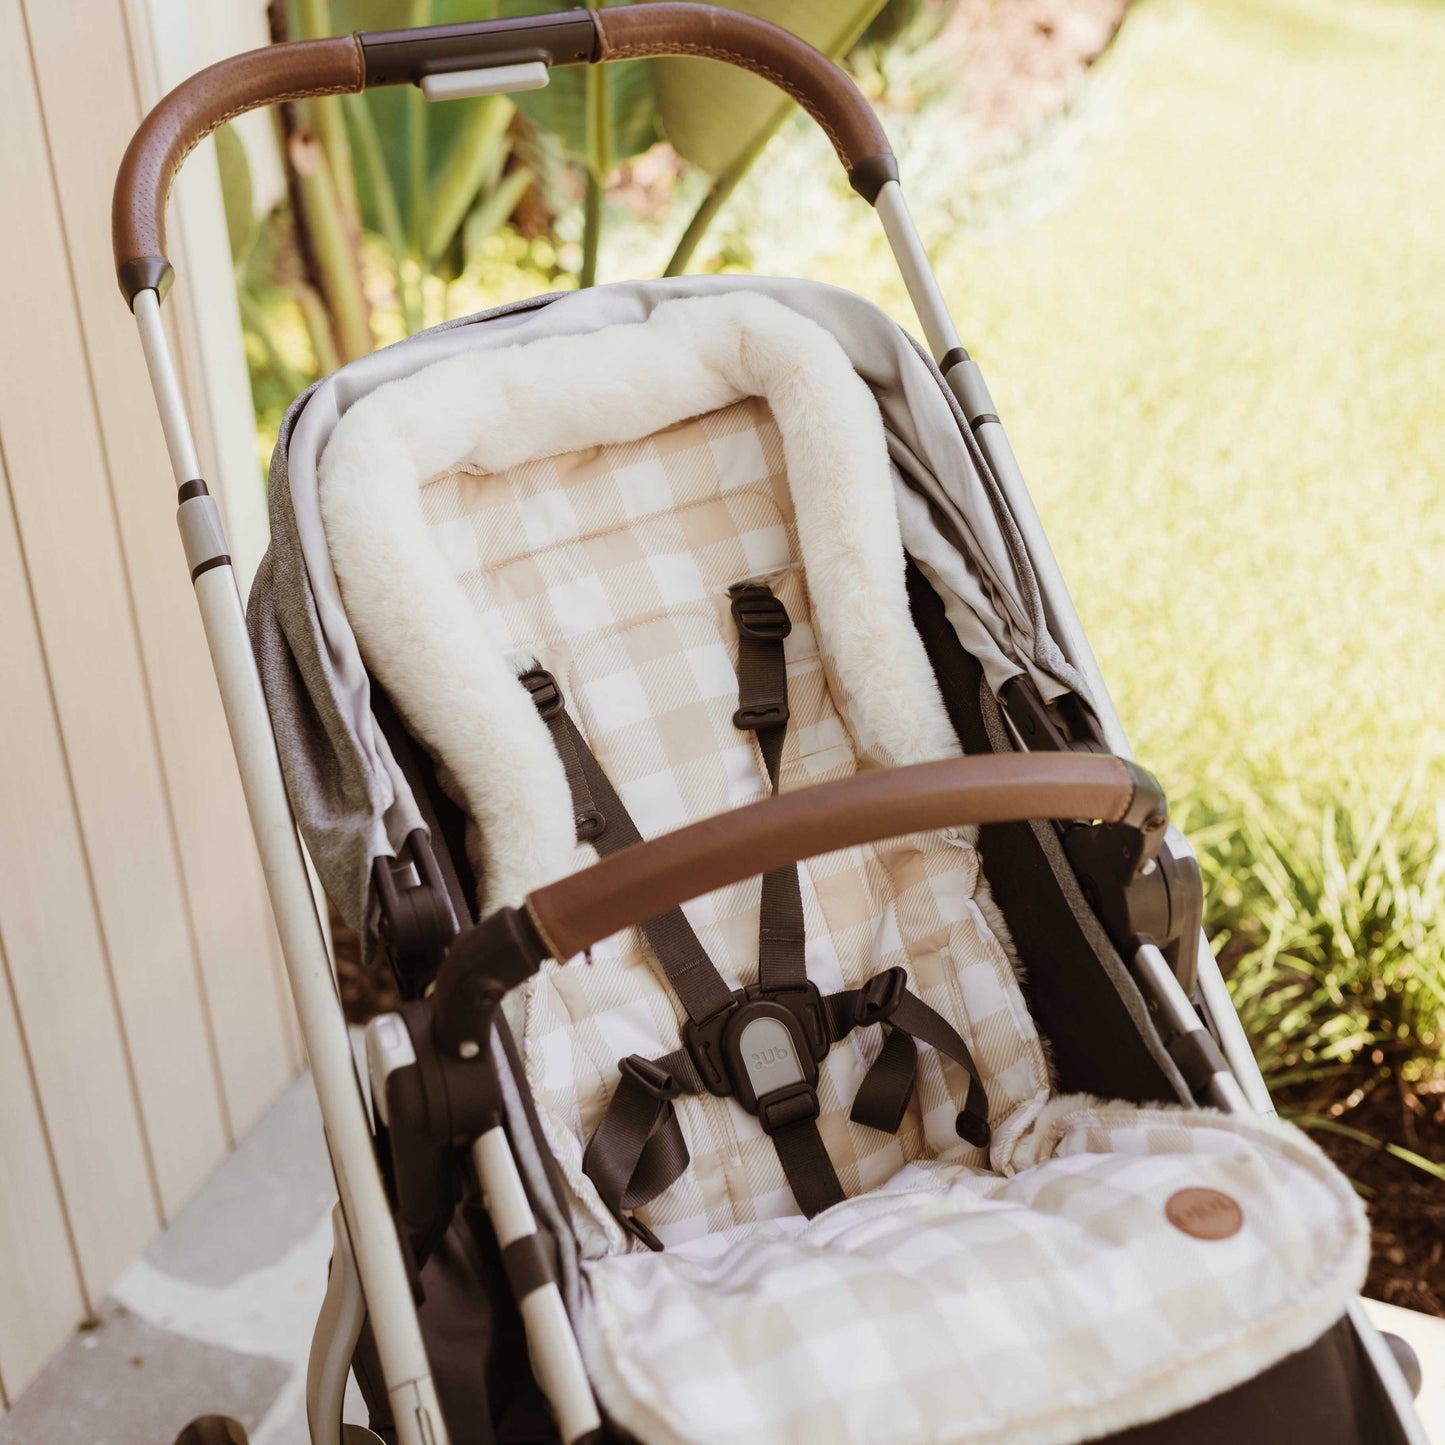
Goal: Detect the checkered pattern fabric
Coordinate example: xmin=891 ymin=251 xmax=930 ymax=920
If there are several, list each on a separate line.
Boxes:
xmin=581 ymin=1103 xmax=1364 ymax=1445
xmin=415 ymin=398 xmax=1365 ymax=1442
xmin=418 ymin=397 xmax=1050 ymax=1246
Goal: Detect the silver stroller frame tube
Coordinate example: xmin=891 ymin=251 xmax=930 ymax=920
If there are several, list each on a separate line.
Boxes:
xmin=115 ymin=7 xmax=1423 ymax=1443
xmin=133 ymin=290 xmax=450 ymax=1445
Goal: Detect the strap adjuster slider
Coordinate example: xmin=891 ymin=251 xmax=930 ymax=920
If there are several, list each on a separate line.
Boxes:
xmin=519 ymin=668 xmax=564 ymax=721
xmin=729 ymin=585 xmax=793 ymax=642
xmin=757 ymin=1079 xmax=820 ymax=1134
xmin=855 ymin=966 xmax=909 ymax=1027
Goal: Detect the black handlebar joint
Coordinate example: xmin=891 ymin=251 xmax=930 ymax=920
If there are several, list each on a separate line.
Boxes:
xmin=359 ymin=12 xmax=600 ymax=87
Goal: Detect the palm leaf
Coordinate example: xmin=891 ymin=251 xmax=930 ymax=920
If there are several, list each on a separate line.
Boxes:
xmin=646 ymin=0 xmax=890 ymax=178
xmin=491 ymin=0 xmax=659 ymax=172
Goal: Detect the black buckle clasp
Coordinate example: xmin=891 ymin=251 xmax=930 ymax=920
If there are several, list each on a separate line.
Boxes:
xmin=729 ymin=584 xmax=792 ymax=642
xmin=855 ymin=966 xmax=908 ymax=1028
xmin=519 ymin=667 xmax=564 ymax=720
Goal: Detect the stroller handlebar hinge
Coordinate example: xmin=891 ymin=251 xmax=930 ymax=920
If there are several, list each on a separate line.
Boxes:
xmin=373 ymin=830 xmax=458 ymax=996
xmin=1000 ymin=677 xmax=1199 ymax=990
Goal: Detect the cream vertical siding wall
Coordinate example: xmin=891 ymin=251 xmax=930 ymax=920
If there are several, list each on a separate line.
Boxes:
xmin=0 ymin=0 xmax=300 ymax=1409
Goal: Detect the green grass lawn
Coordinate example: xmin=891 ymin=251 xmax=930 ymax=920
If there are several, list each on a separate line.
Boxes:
xmin=937 ymin=0 xmax=1445 ymax=1101
xmin=924 ymin=0 xmax=1445 ymax=795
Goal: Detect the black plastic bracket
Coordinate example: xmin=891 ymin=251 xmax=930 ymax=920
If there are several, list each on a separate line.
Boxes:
xmin=429 ymin=905 xmax=550 ymax=1059
xmin=359 ymin=12 xmax=599 ymax=87
xmin=379 ymin=999 xmax=505 ymax=1260
xmin=997 ymin=675 xmax=1197 ymax=973
xmin=373 ymin=829 xmax=457 ymax=996
xmin=1000 ymin=674 xmax=1106 ymax=754
xmin=849 ymin=152 xmax=900 ymax=204
xmin=119 ymin=256 xmax=174 ymax=308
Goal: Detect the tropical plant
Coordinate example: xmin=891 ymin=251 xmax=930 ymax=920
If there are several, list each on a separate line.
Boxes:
xmin=228 ymin=0 xmax=904 ymax=402
xmin=1183 ymin=776 xmax=1445 ymax=1111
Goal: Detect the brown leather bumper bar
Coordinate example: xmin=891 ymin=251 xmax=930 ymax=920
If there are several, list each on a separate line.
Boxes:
xmin=525 ymin=753 xmax=1161 ymax=962
xmin=112 ymin=4 xmax=896 ymax=305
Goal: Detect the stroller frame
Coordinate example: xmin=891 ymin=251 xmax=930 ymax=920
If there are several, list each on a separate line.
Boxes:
xmin=111 ymin=8 xmax=1423 ymax=1444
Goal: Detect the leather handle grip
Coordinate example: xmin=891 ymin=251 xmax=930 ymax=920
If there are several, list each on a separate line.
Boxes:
xmin=113 ymin=35 xmax=366 ymax=304
xmin=113 ymin=6 xmax=895 ymax=305
xmin=524 ymin=753 xmax=1155 ymax=962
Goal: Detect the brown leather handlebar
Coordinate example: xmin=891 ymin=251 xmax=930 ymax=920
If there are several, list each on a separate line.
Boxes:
xmin=113 ymin=36 xmax=365 ymax=304
xmin=112 ymin=5 xmax=896 ymax=305
xmin=523 ymin=753 xmax=1157 ymax=962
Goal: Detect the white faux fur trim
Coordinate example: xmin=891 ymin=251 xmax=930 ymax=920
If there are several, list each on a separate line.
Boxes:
xmin=320 ymin=292 xmax=961 ymax=911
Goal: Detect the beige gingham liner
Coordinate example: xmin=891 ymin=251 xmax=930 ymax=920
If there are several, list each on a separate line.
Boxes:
xmin=419 ymin=397 xmax=1049 ymax=1244
xmin=416 ymin=396 xmax=1366 ymax=1441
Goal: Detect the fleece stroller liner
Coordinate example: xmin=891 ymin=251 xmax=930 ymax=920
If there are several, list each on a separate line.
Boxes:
xmin=252 ymin=279 xmax=1368 ymax=1445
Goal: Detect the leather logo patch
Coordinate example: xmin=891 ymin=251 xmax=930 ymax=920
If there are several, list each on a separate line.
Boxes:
xmin=1165 ymin=1187 xmax=1243 ymax=1240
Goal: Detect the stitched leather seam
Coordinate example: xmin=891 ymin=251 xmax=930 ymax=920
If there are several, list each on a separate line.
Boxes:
xmin=134 ymin=39 xmax=364 ymax=259
xmin=524 ymin=899 xmax=568 ymax=963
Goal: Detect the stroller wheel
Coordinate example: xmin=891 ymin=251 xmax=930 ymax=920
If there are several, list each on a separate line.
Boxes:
xmin=1382 ymin=1331 xmax=1424 ymax=1399
xmin=171 ymin=1419 xmax=249 ymax=1445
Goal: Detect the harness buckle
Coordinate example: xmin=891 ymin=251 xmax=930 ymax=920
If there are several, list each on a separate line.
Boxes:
xmin=729 ymin=585 xmax=793 ymax=642
xmin=722 ymin=999 xmax=818 ymax=1118
xmin=519 ymin=667 xmax=564 ymax=721
xmin=682 ymin=980 xmax=829 ymax=1099
xmin=855 ymin=966 xmax=909 ymax=1027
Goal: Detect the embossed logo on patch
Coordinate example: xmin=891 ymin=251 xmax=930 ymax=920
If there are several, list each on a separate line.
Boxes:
xmin=1166 ymin=1187 xmax=1243 ymax=1240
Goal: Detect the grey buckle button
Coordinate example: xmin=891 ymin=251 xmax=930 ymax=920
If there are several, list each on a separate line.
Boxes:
xmin=737 ymin=1015 xmax=806 ymax=1100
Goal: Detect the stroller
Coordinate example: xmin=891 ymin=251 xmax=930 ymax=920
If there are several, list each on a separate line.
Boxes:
xmin=111 ymin=7 xmax=1427 ymax=1444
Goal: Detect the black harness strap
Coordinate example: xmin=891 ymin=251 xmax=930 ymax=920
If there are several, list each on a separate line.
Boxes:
xmin=826 ymin=968 xmax=993 ymax=1148
xmin=730 ymin=584 xmax=847 ymax=1214
xmin=520 ymin=622 xmax=992 ymax=1247
xmin=581 ymin=1050 xmax=703 ymax=1250
xmin=519 ymin=668 xmax=736 ymax=1027
xmin=770 ymin=1116 xmax=847 ymax=1216
xmin=522 ymin=670 xmax=603 ymax=841
xmin=730 ymin=584 xmax=808 ymax=994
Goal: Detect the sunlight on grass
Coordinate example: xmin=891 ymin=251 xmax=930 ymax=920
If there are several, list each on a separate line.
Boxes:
xmin=933 ymin=0 xmax=1445 ymax=791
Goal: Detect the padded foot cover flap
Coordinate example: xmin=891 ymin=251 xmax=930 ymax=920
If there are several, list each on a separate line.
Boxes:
xmin=578 ymin=1100 xmax=1366 ymax=1445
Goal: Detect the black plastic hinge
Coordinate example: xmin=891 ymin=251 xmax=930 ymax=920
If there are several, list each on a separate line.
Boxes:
xmin=374 ymin=830 xmax=458 ymax=995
